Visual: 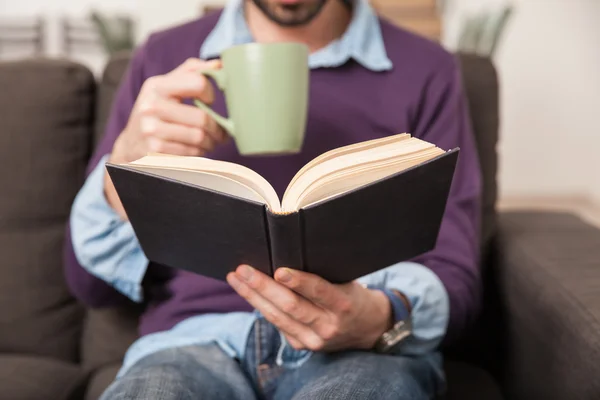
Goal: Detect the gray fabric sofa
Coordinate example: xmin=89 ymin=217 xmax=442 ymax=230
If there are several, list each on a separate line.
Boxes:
xmin=1 ymin=51 xmax=599 ymax=400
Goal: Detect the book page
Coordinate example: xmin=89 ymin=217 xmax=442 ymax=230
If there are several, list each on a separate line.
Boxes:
xmin=281 ymin=135 xmax=445 ymax=212
xmin=295 ymin=150 xmax=442 ymax=208
xmin=286 ymin=134 xmax=411 ymax=190
xmin=128 ymin=166 xmax=266 ymax=204
xmin=127 ymin=156 xmax=282 ymax=211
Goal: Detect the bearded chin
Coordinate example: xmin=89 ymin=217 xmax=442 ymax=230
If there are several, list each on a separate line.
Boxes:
xmin=250 ymin=0 xmax=329 ymax=27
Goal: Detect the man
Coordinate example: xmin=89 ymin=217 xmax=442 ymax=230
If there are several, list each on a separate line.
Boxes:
xmin=66 ymin=0 xmax=482 ymax=398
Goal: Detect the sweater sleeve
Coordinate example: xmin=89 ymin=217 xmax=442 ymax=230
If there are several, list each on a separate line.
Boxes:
xmin=63 ymin=44 xmax=148 ymax=307
xmin=410 ymin=55 xmax=483 ymax=344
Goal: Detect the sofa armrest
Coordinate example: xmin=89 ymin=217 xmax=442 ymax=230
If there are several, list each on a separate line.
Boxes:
xmin=497 ymin=211 xmax=600 ymax=400
xmin=85 ymin=362 xmax=121 ymax=400
xmin=0 ymin=355 xmax=87 ymax=400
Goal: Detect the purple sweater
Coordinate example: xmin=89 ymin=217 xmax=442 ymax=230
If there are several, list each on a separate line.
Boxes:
xmin=64 ymin=13 xmax=482 ymax=344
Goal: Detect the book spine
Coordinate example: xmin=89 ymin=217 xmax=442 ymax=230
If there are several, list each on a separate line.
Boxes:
xmin=266 ymin=211 xmax=305 ymax=275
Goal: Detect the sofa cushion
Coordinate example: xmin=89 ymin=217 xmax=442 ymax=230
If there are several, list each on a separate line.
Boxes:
xmin=0 ymin=355 xmax=86 ymax=400
xmin=445 ymin=361 xmax=504 ymax=400
xmin=86 ymin=363 xmax=120 ymax=400
xmin=82 ymin=306 xmax=140 ymax=370
xmin=0 ymin=59 xmax=95 ymax=361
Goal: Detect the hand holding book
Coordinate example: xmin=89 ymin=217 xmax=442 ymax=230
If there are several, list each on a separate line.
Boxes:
xmin=227 ymin=264 xmax=392 ymax=352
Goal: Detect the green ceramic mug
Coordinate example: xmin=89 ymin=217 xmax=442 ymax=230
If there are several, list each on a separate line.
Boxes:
xmin=195 ymin=42 xmax=309 ymax=155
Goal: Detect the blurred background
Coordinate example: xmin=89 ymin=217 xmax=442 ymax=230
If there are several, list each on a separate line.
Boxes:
xmin=0 ymin=0 xmax=598 ymax=224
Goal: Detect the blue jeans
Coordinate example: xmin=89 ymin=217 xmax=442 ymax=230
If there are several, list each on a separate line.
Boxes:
xmin=101 ymin=318 xmax=445 ymax=400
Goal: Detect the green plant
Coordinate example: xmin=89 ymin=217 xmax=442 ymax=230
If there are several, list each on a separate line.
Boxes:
xmin=456 ymin=5 xmax=514 ymax=57
xmin=89 ymin=11 xmax=135 ymax=55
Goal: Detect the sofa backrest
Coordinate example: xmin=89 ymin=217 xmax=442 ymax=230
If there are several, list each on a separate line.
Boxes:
xmin=457 ymin=53 xmax=499 ymax=253
xmin=0 ymin=59 xmax=95 ymax=362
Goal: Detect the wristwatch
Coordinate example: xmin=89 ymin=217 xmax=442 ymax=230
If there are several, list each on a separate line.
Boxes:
xmin=373 ymin=288 xmax=413 ymax=354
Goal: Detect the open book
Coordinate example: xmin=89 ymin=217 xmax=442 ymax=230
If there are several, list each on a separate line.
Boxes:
xmin=106 ymin=133 xmax=459 ymax=283
xmin=121 ymin=133 xmax=446 ymax=213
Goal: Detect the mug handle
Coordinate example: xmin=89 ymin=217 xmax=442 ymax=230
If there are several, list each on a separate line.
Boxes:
xmin=194 ymin=67 xmax=235 ymax=136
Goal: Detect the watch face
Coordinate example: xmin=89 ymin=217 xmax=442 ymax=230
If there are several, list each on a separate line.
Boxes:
xmin=377 ymin=320 xmax=412 ymax=353
xmin=386 ymin=320 xmax=411 ymax=346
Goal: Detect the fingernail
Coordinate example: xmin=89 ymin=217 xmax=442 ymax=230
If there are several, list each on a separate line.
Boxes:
xmin=237 ymin=265 xmax=253 ymax=281
xmin=277 ymin=268 xmax=292 ymax=283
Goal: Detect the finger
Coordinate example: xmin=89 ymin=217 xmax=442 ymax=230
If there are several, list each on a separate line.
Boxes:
xmin=140 ymin=97 xmax=226 ymax=144
xmin=139 ymin=97 xmax=206 ymax=129
xmin=275 ymin=268 xmax=352 ymax=314
xmin=227 ymin=273 xmax=313 ymax=336
xmin=198 ymin=129 xmax=216 ymax=152
xmin=202 ymin=111 xmax=227 ymax=143
xmin=142 ymin=71 xmax=215 ymax=103
xmin=235 ymin=265 xmax=321 ymax=326
xmin=145 ymin=137 xmax=204 ymax=156
xmin=140 ymin=116 xmax=214 ymax=151
xmin=227 ymin=272 xmax=326 ymax=351
xmin=173 ymin=58 xmax=221 ymax=73
xmin=282 ymin=332 xmax=306 ymax=350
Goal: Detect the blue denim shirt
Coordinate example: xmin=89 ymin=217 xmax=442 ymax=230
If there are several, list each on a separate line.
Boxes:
xmin=70 ymin=0 xmax=449 ymax=378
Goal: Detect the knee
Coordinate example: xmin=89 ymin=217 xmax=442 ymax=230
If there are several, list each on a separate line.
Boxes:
xmin=293 ymin=353 xmax=440 ymax=400
xmin=100 ymin=365 xmax=188 ymax=400
xmin=99 ymin=348 xmax=198 ymax=400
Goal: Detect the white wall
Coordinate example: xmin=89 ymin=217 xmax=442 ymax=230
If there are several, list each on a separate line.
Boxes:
xmin=0 ymin=0 xmax=136 ymax=75
xmin=0 ymin=0 xmax=210 ymax=72
xmin=496 ymin=0 xmax=600 ymax=201
xmin=444 ymin=0 xmax=600 ymax=203
xmin=136 ymin=0 xmax=210 ymax=42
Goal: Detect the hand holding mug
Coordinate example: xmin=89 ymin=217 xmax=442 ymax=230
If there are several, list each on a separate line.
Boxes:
xmin=105 ymin=42 xmax=310 ymax=217
xmin=106 ymin=58 xmax=228 ymax=217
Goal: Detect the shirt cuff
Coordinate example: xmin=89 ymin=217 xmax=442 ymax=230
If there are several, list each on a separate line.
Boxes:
xmin=380 ymin=288 xmax=411 ymax=323
xmin=358 ymin=261 xmax=450 ymax=355
xmin=70 ymin=154 xmax=148 ymax=302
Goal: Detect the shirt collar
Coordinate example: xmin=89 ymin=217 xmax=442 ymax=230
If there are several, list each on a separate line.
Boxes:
xmin=200 ymin=0 xmax=393 ymax=71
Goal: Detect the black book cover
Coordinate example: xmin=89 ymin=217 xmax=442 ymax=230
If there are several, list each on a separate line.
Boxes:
xmin=106 ymin=149 xmax=459 ymax=283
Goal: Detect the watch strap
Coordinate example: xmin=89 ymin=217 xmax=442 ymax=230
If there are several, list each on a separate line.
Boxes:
xmin=369 ymin=287 xmax=413 ymax=354
xmin=381 ymin=288 xmax=411 ymax=323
